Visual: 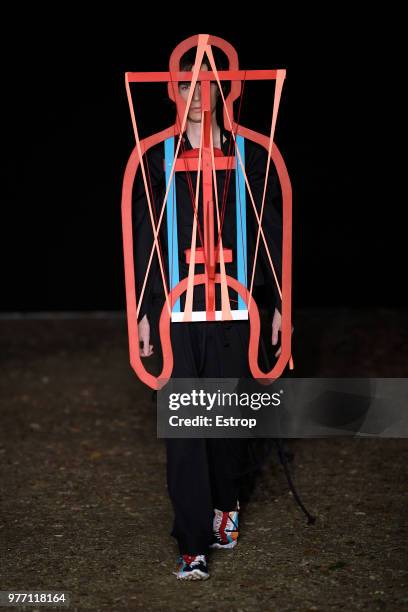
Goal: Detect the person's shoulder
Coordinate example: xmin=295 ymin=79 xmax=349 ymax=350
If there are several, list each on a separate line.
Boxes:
xmin=244 ymin=136 xmax=268 ymax=161
xmin=145 ymin=141 xmax=165 ymax=164
xmin=242 ymin=136 xmax=272 ymax=177
xmin=221 ymin=127 xmax=266 ymax=162
xmin=141 ymin=141 xmax=165 ymax=178
xmin=241 ymin=135 xmax=281 ymax=189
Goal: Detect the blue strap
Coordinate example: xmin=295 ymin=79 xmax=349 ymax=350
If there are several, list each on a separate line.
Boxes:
xmin=235 ymin=135 xmax=247 ymax=310
xmin=164 ymin=137 xmax=181 ymax=312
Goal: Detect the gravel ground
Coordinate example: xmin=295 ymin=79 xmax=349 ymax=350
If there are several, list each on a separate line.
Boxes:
xmin=1 ymin=309 xmax=407 ymax=611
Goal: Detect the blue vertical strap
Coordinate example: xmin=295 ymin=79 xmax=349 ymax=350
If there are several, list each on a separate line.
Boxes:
xmin=235 ymin=135 xmax=247 ymax=310
xmin=164 ymin=137 xmax=181 ymax=312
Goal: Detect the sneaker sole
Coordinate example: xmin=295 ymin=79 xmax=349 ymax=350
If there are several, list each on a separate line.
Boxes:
xmin=210 ymin=540 xmax=237 ymax=550
xmin=175 ymin=569 xmax=210 ymax=580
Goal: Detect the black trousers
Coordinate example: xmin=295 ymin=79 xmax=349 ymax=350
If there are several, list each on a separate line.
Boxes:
xmin=166 ymin=318 xmax=253 ymax=555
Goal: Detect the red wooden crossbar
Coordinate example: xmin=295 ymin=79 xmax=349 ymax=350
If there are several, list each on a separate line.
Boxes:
xmin=126 ymin=69 xmax=283 ymax=83
xmin=173 ymin=156 xmax=236 ymax=172
xmin=185 ymin=246 xmax=233 ymax=264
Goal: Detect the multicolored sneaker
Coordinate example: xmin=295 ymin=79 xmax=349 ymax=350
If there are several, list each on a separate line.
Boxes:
xmin=210 ymin=504 xmax=239 ymax=549
xmin=174 ymin=554 xmax=209 ymax=580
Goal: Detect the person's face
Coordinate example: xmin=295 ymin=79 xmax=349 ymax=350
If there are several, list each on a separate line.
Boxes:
xmin=178 ymin=63 xmax=219 ymax=123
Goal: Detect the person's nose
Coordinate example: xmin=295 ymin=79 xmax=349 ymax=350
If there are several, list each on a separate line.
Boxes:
xmin=193 ymin=83 xmax=201 ymax=101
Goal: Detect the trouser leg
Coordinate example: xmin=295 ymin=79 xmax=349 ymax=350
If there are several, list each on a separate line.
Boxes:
xmin=202 ymin=321 xmax=251 ymax=510
xmin=165 ymin=321 xmax=213 ymax=554
xmin=164 ymin=320 xmax=252 ymax=553
xmin=165 ymin=438 xmax=214 ymax=555
xmin=205 ymin=437 xmax=247 ymax=510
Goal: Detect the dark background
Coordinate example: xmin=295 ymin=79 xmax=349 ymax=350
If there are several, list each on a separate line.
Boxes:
xmin=1 ymin=11 xmax=401 ymax=312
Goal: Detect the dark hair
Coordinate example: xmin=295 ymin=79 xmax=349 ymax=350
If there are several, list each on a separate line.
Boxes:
xmin=179 ymin=46 xmax=228 ymax=73
xmin=180 ymin=51 xmax=211 ymax=73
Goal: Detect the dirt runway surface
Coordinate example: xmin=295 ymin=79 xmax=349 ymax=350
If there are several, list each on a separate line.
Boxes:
xmin=1 ymin=310 xmax=407 ymax=611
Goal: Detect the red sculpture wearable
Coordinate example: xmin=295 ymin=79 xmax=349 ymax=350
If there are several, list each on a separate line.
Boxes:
xmin=121 ymin=34 xmax=293 ymax=390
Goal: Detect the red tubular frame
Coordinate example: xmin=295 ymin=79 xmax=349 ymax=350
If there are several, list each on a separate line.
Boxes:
xmin=121 ymin=34 xmax=293 ymax=389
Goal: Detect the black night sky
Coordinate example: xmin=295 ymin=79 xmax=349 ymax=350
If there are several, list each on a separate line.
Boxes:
xmin=1 ymin=11 xmax=401 ymax=312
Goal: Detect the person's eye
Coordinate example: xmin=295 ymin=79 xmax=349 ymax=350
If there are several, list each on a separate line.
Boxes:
xmin=179 ymin=83 xmax=190 ymax=91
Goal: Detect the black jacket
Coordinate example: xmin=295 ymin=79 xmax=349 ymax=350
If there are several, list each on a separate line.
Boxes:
xmin=132 ymin=128 xmax=283 ymax=323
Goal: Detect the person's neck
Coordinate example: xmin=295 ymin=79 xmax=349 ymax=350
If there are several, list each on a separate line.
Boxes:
xmin=186 ymin=114 xmax=221 ymax=149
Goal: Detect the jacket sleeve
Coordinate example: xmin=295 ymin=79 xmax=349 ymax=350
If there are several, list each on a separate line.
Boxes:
xmin=132 ymin=146 xmax=164 ymax=323
xmin=246 ymin=141 xmax=283 ymax=313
